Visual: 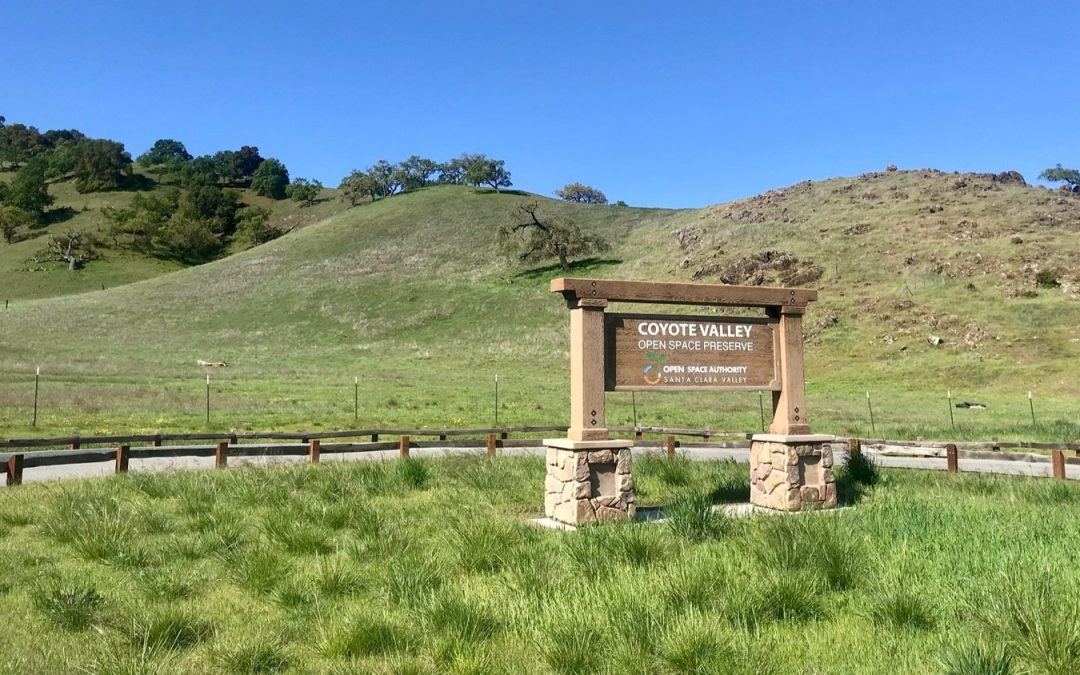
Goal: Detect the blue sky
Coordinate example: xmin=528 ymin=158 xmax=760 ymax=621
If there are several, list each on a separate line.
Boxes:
xmin=2 ymin=1 xmax=1077 ymax=208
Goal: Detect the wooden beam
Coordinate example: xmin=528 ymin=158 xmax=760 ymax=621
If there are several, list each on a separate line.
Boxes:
xmin=568 ymin=305 xmax=608 ymax=441
xmin=551 ymin=277 xmax=817 ymax=308
xmin=6 ymin=454 xmax=23 ymax=486
xmin=1053 ymin=449 xmax=1065 ymax=480
xmin=115 ymin=445 xmax=130 ymax=473
xmin=768 ymin=307 xmax=810 ymax=435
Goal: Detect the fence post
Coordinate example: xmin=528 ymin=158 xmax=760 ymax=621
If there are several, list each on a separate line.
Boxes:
xmin=6 ymin=454 xmax=23 ymax=486
xmin=70 ymin=434 xmax=80 ymax=450
xmin=991 ymin=437 xmax=1000 ymax=452
xmin=216 ymin=441 xmax=228 ymax=469
xmin=439 ymin=427 xmax=447 ymax=442
xmin=1052 ymin=449 xmax=1065 ymax=480
xmin=229 ymin=432 xmax=238 ymax=446
xmin=309 ymin=439 xmax=321 ymax=464
xmin=946 ymin=443 xmax=958 ymax=473
xmin=371 ymin=432 xmax=379 ymax=442
xmin=703 ymin=430 xmax=710 ymax=443
xmin=486 ymin=433 xmax=497 ymax=456
xmin=115 ymin=445 xmax=130 ymax=473
xmin=634 ymin=427 xmax=642 ymax=444
xmin=153 ymin=432 xmax=162 ymax=447
xmin=399 ymin=436 xmax=410 ymax=458
xmin=500 ymin=428 xmax=508 ymax=441
xmin=666 ymin=435 xmax=676 ymax=457
xmin=848 ymin=437 xmax=862 ymax=457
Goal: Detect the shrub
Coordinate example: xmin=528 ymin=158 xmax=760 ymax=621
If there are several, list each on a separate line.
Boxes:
xmin=939 ymin=643 xmax=1012 ymax=675
xmin=324 ymin=613 xmax=414 ymax=658
xmin=396 ymin=457 xmax=431 ymax=490
xmin=33 ymin=582 xmax=105 ymax=631
xmin=868 ymin=590 xmax=936 ymax=630
xmin=665 ymin=491 xmax=728 ymax=541
xmin=130 ymin=609 xmax=214 ymax=651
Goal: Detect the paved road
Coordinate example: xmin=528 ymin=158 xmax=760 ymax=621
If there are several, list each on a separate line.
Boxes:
xmin=4 ymin=444 xmax=1075 ymax=487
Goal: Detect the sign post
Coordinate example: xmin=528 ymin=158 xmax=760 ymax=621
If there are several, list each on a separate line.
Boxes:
xmin=546 ymin=277 xmax=834 ymax=525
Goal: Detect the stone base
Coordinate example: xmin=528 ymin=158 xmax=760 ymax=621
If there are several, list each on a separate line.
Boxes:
xmin=544 ymin=442 xmax=636 ymax=526
xmin=749 ymin=435 xmax=837 ymax=511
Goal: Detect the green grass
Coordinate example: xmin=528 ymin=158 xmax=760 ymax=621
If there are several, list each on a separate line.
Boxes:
xmin=1 ymin=173 xmax=1078 ymax=442
xmin=0 ymin=456 xmax=1080 ymax=671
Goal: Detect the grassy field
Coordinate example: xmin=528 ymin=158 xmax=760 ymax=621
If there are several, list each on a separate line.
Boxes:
xmin=1 ymin=172 xmax=1078 ymax=442
xmin=0 ymin=454 xmax=1078 ymax=672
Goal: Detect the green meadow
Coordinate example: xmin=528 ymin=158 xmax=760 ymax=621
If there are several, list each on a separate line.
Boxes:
xmin=2 ymin=172 xmax=1079 ymax=443
xmin=0 ymin=454 xmax=1077 ymax=673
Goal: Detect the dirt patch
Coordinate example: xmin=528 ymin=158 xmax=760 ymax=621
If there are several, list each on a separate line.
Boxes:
xmin=692 ymin=249 xmax=823 ymax=286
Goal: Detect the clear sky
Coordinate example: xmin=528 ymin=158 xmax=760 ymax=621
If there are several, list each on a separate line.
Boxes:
xmin=2 ymin=1 xmax=1077 ymax=208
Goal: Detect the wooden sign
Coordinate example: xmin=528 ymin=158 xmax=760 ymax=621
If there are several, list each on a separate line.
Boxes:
xmin=604 ymin=314 xmax=779 ymax=391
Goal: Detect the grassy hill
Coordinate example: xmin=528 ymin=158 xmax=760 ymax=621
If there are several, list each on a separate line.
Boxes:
xmin=0 ymin=169 xmax=346 ymax=300
xmin=1 ymin=171 xmax=1078 ymax=440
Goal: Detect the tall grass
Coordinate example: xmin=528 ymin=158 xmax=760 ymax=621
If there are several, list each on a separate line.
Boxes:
xmin=5 ymin=456 xmax=1080 ymax=671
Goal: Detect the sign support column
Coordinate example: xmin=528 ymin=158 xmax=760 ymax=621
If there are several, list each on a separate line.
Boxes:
xmin=769 ymin=305 xmax=810 ymax=435
xmin=568 ymin=298 xmax=608 ymax=441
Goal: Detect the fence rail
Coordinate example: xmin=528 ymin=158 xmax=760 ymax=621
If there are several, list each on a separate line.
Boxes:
xmin=0 ymin=424 xmax=753 ymax=451
xmin=2 ymin=426 xmax=1079 ymax=487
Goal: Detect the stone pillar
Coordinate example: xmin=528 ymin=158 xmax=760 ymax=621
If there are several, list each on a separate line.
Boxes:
xmin=749 ymin=434 xmax=837 ymax=511
xmin=544 ymin=439 xmax=635 ymax=526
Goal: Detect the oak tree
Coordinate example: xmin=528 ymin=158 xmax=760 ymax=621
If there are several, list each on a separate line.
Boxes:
xmin=499 ymin=201 xmax=608 ymax=271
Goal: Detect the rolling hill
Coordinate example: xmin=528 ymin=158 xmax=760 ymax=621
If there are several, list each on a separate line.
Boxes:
xmin=1 ymin=169 xmax=1078 ymax=440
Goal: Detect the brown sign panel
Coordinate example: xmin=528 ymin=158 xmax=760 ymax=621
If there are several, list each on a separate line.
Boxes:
xmin=604 ymin=314 xmax=780 ymax=391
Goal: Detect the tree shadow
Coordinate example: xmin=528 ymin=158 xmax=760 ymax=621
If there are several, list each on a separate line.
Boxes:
xmin=512 ymin=257 xmax=622 ymax=281
xmin=475 ymin=188 xmax=530 ymax=196
xmin=710 ymin=477 xmax=751 ymax=503
xmin=40 ymin=207 xmax=77 ymax=227
xmin=120 ymin=173 xmax=158 ymax=192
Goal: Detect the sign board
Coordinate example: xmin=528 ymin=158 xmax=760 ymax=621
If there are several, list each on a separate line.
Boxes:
xmin=604 ymin=314 xmax=779 ymax=391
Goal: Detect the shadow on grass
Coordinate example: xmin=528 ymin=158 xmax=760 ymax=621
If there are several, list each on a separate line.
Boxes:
xmin=121 ymin=173 xmax=158 ymax=192
xmin=710 ymin=477 xmax=751 ymax=504
xmin=513 ymin=257 xmax=623 ymax=281
xmin=474 ymin=188 xmax=531 ymax=196
xmin=40 ymin=207 xmax=77 ymax=227
xmin=835 ymin=452 xmax=878 ymax=506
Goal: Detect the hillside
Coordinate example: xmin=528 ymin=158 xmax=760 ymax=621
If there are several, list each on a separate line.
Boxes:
xmin=1 ymin=172 xmax=1078 ymax=439
xmin=0 ymin=168 xmax=347 ymax=300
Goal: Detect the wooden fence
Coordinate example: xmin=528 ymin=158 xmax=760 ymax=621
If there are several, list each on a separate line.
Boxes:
xmin=1 ymin=426 xmax=1078 ymax=486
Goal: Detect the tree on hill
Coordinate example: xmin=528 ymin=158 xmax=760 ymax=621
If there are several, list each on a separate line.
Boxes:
xmin=463 ymin=154 xmax=512 ymax=191
xmin=235 ymin=205 xmax=283 ymax=246
xmin=177 ymin=155 xmax=221 ymax=187
xmin=498 ymin=201 xmax=608 ymax=271
xmin=138 ymin=139 xmax=192 ymax=169
xmin=437 ymin=157 xmax=467 ymax=184
xmin=338 ymin=169 xmax=378 ymax=205
xmin=368 ymin=160 xmax=402 ymax=198
xmin=286 ymin=177 xmax=323 ymax=206
xmin=8 ymin=159 xmax=53 ymax=219
xmin=1040 ymin=164 xmax=1080 ymax=192
xmin=556 ymin=182 xmax=608 ymax=204
xmin=31 ymin=231 xmax=101 ymax=270
xmin=251 ymin=158 xmax=290 ymax=199
xmin=73 ymin=139 xmax=132 ymax=192
xmin=393 ymin=155 xmax=438 ymax=191
xmin=214 ymin=146 xmax=264 ymax=186
xmin=0 ymin=123 xmax=47 ymax=169
xmin=0 ymin=205 xmax=33 ymax=243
